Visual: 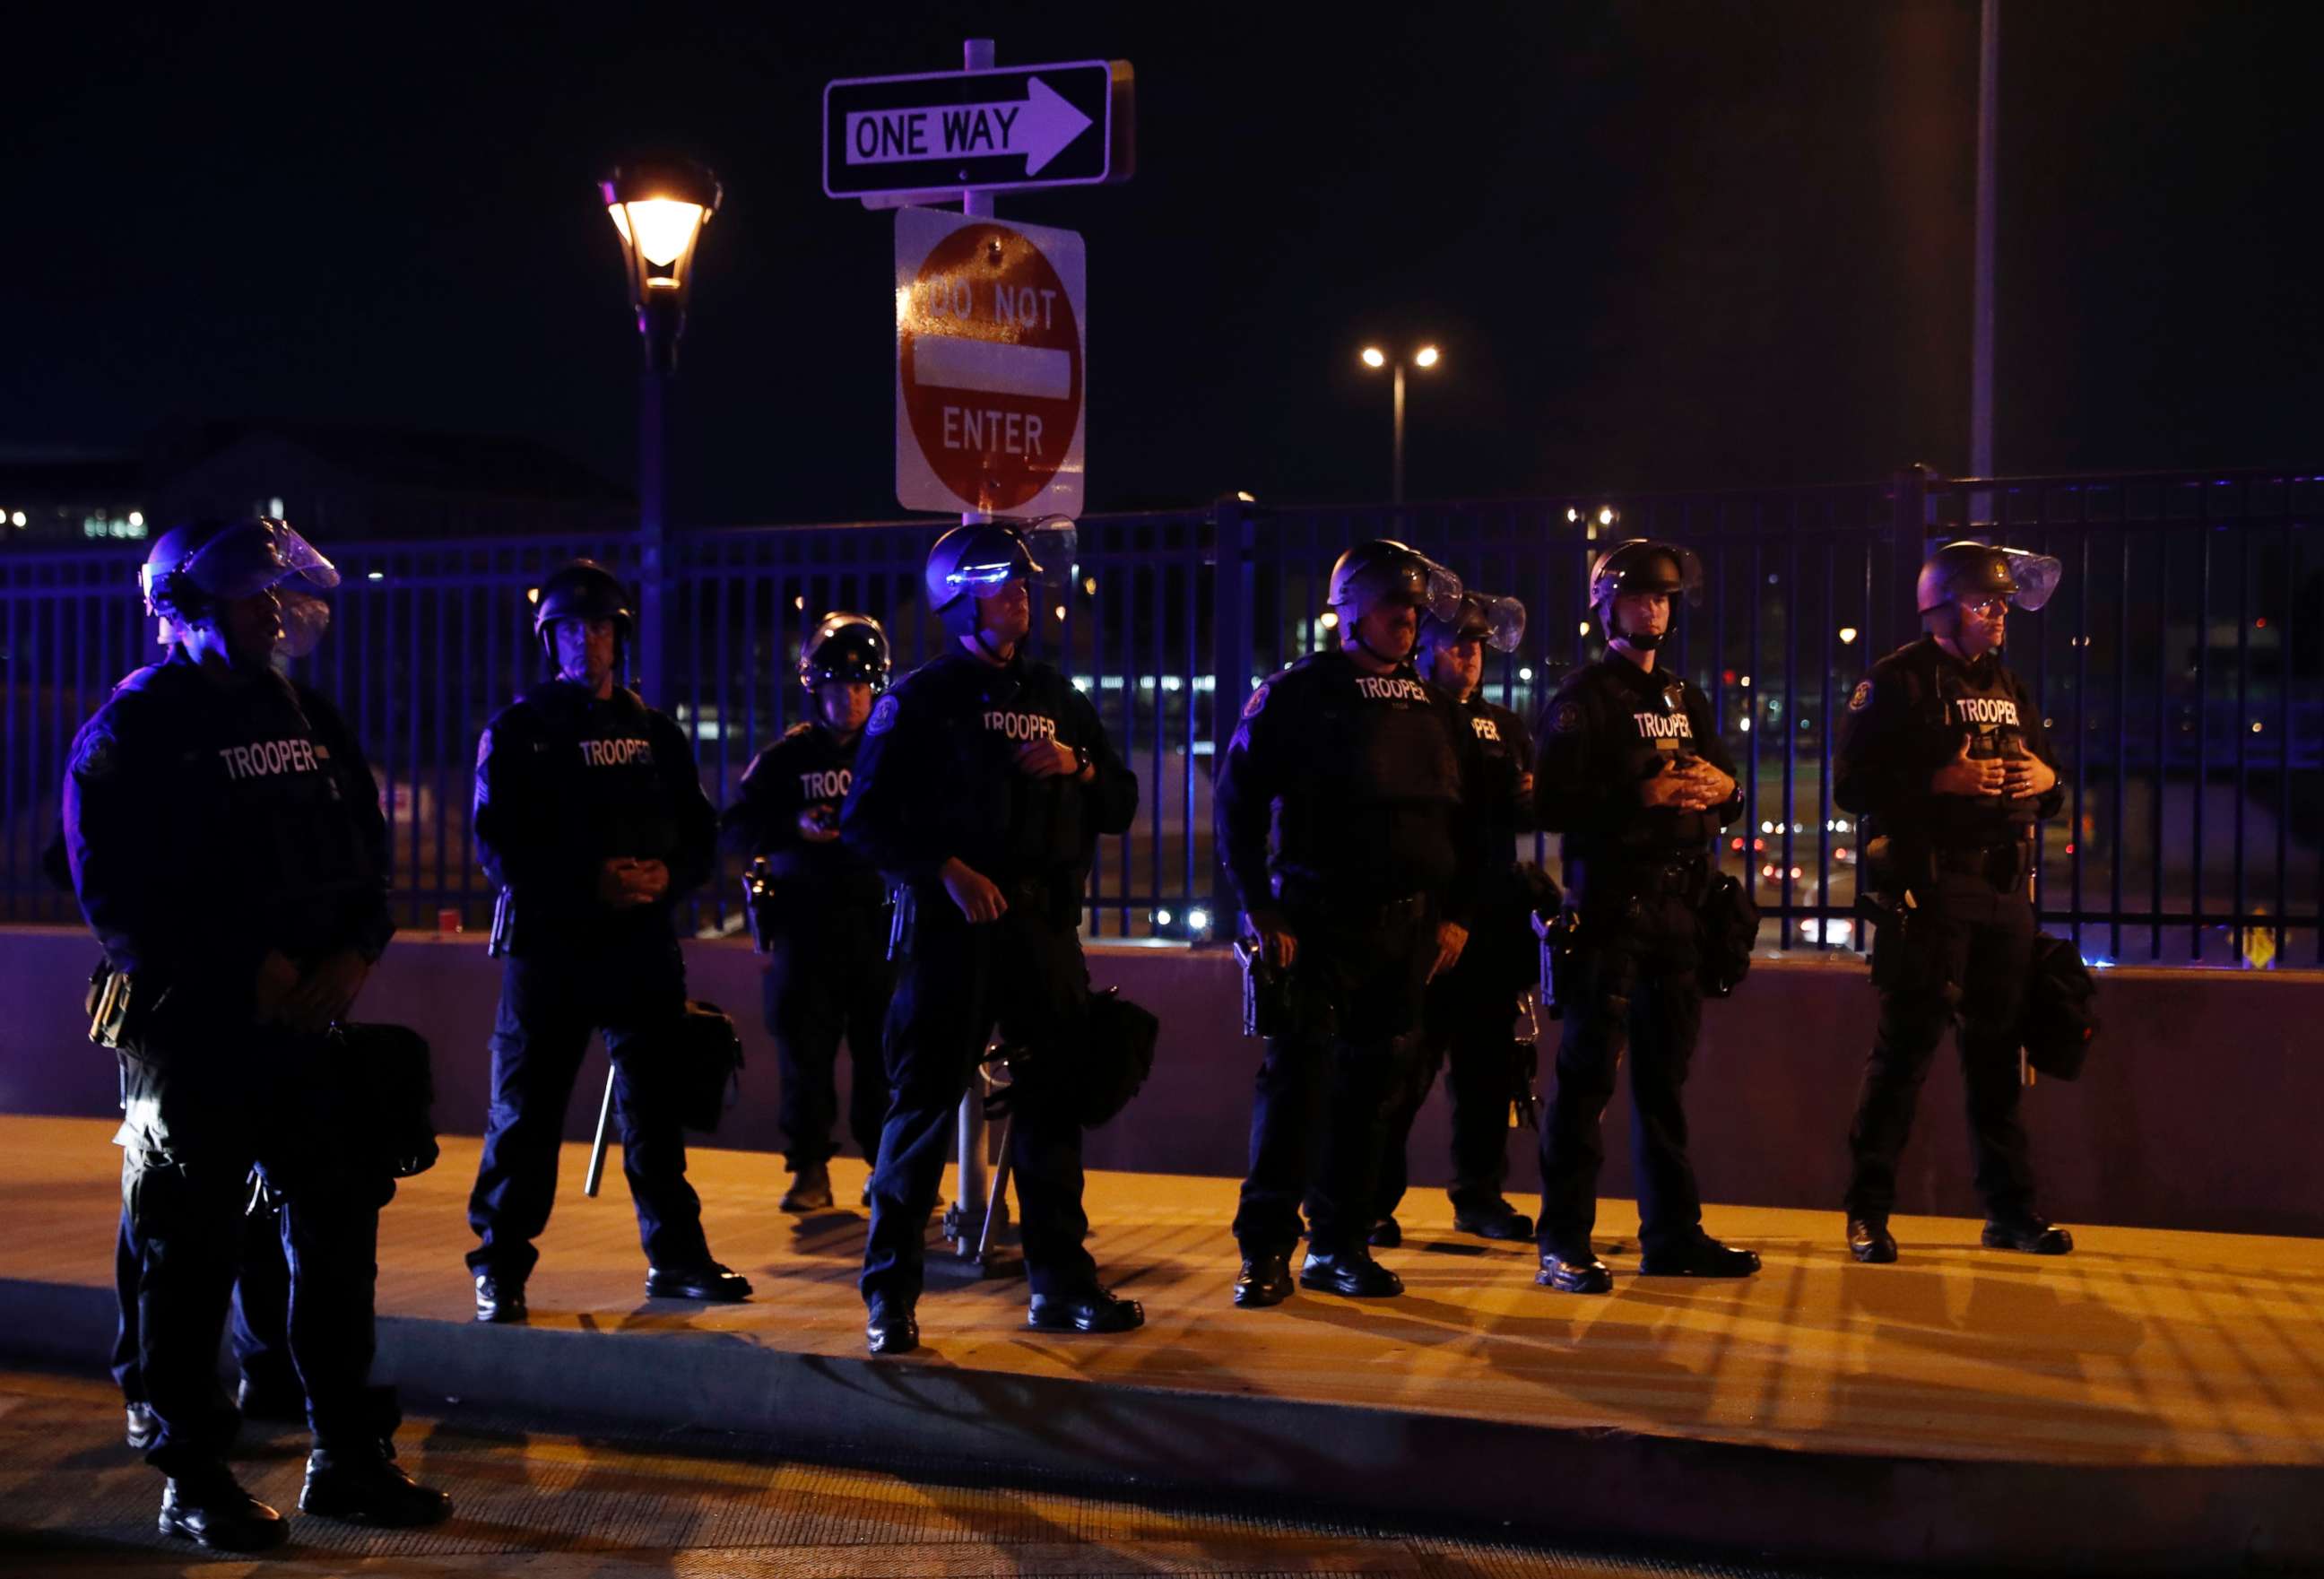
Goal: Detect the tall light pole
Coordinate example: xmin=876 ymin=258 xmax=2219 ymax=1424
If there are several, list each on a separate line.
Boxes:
xmin=1359 ymin=343 xmax=1441 ymax=504
xmin=603 ymin=156 xmax=721 ymax=698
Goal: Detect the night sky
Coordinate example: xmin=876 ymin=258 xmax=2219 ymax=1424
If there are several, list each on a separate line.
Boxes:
xmin=11 ymin=2 xmax=2322 ymax=525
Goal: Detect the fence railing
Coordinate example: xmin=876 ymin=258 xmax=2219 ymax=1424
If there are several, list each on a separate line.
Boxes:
xmin=4 ymin=467 xmax=2318 ymax=967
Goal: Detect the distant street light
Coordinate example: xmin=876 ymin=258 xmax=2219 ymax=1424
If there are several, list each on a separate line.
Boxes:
xmin=602 ymin=156 xmax=721 ymax=698
xmin=1357 ymin=343 xmax=1443 ymax=504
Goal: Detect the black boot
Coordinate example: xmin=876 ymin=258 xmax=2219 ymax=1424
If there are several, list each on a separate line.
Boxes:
xmin=1232 ymin=1252 xmax=1294 ymax=1308
xmin=159 ymin=1466 xmax=287 ymax=1552
xmin=299 ymin=1441 xmax=452 ymax=1527
xmin=1640 ymin=1233 xmax=1761 ymax=1278
xmin=473 ymin=1271 xmax=527 ymax=1323
xmin=645 ymin=1262 xmax=753 ymax=1301
xmin=1536 ymin=1248 xmax=1614 ymax=1295
xmin=1982 ymin=1215 xmax=2074 ymax=1255
xmin=780 ymin=1161 xmax=834 ymax=1213
xmin=1366 ymin=1216 xmax=1402 ymax=1249
xmin=1298 ymin=1247 xmax=1403 ymax=1297
xmin=1027 ymin=1286 xmax=1145 ymax=1334
xmin=865 ymin=1293 xmax=919 ymax=1355
xmin=1847 ymin=1217 xmax=1898 ymax=1263
xmin=1452 ymin=1199 xmax=1535 ymax=1240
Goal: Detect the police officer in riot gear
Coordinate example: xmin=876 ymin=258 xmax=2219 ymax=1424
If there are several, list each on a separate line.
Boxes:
xmin=40 ymin=819 xmax=303 ymax=1450
xmin=467 ymin=560 xmax=747 ymax=1320
xmin=1217 ymin=539 xmax=1479 ymax=1307
xmin=842 ymin=520 xmax=1141 ymax=1355
xmin=1835 ymin=541 xmax=2071 ymax=1262
xmin=1532 ymin=539 xmax=1757 ymax=1293
xmin=1374 ymin=590 xmax=1543 ymax=1245
xmin=723 ymin=612 xmax=896 ymax=1211
xmin=64 ymin=516 xmax=448 ymax=1550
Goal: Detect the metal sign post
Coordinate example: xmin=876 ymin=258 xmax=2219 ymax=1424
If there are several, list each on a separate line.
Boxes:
xmin=830 ymin=35 xmax=1131 ymax=1275
xmin=945 ymin=37 xmax=1002 ymax=1271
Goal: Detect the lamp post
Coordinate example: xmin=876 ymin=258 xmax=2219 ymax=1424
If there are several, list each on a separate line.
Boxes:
xmin=602 ymin=156 xmax=721 ymax=698
xmin=1358 ymin=343 xmax=1441 ymax=505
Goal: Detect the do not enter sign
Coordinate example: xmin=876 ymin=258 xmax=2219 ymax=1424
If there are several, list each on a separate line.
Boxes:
xmin=895 ymin=207 xmax=1086 ymax=518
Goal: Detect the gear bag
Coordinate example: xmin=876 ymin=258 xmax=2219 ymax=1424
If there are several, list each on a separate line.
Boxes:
xmin=1696 ymin=870 xmax=1759 ymax=998
xmin=1074 ymin=987 xmax=1160 ymax=1128
xmin=335 ymin=1021 xmax=440 ymax=1178
xmin=647 ymin=1001 xmax=746 ymax=1132
xmin=2021 ymin=933 xmax=2099 ymax=1080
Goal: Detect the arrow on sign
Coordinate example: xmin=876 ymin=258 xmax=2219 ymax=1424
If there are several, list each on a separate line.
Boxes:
xmin=845 ymin=76 xmax=1095 ymax=178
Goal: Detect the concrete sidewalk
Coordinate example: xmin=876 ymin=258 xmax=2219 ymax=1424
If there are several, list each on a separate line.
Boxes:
xmin=3 ymin=1116 xmax=2320 ymax=1570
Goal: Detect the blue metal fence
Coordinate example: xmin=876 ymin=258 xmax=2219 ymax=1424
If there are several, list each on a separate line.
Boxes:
xmin=4 ymin=467 xmax=2319 ymax=967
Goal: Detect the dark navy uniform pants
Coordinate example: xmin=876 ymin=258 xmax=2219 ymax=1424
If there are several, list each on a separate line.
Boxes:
xmin=115 ymin=1037 xmax=396 ymax=1475
xmin=1237 ymin=896 xmax=1435 ymax=1259
xmin=762 ymin=903 xmax=893 ymax=1171
xmin=466 ymin=938 xmax=709 ymax=1280
xmin=1536 ymin=881 xmax=1707 ymax=1259
xmin=113 ymin=1202 xmax=292 ymax=1406
xmin=1845 ymin=864 xmax=2039 ymax=1222
xmin=1379 ymin=950 xmax=1524 ymax=1221
xmin=861 ymin=890 xmax=1095 ymax=1306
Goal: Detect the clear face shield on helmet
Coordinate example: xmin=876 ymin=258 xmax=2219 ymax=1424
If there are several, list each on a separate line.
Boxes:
xmin=1480 ymin=594 xmax=1527 ymax=653
xmin=944 ymin=516 xmax=1078 ymax=597
xmin=143 ymin=518 xmax=341 ymax=648
xmin=1997 ymin=548 xmax=2063 ymax=612
xmin=1350 ymin=552 xmax=1465 ymax=625
xmin=275 ymin=586 xmax=334 ymax=660
xmin=163 ymin=517 xmax=340 ymax=606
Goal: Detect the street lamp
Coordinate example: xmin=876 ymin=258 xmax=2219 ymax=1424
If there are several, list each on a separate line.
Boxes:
xmin=602 ymin=156 xmax=720 ymax=698
xmin=1357 ymin=343 xmax=1442 ymax=504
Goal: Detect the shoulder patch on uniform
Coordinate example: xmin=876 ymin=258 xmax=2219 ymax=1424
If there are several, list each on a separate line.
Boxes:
xmin=72 ymin=728 xmax=119 ymax=781
xmin=474 ymin=726 xmax=494 ymax=770
xmin=1243 ymin=681 xmax=1270 ymax=721
xmin=1551 ymin=700 xmax=1585 ymax=734
xmin=866 ymin=694 xmax=900 ymax=736
xmin=1848 ymin=679 xmax=1874 ymax=713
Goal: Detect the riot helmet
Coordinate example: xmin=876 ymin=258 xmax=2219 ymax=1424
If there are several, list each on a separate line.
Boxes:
xmin=1915 ymin=541 xmax=2062 ymax=616
xmin=533 ymin=560 xmax=634 ymax=664
xmin=1418 ymin=590 xmax=1527 ymax=655
xmin=798 ymin=612 xmax=891 ymax=691
xmin=142 ymin=516 xmax=339 ymax=645
xmin=1326 ymin=540 xmax=1463 ymax=624
xmin=923 ymin=517 xmax=1074 ymax=646
xmin=1588 ymin=538 xmax=1702 ymax=649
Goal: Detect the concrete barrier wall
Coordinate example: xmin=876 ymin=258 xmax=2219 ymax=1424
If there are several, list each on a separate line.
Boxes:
xmin=1 ymin=924 xmax=2316 ymax=1237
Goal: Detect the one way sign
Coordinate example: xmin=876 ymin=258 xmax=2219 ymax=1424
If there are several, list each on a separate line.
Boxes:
xmin=823 ymin=60 xmax=1132 ymax=200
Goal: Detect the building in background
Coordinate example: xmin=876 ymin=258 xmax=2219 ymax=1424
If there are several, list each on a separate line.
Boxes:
xmin=0 ymin=447 xmax=150 ymax=543
xmin=0 ymin=422 xmax=633 ymax=546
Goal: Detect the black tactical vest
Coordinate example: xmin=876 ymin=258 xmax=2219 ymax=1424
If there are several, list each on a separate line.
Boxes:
xmin=1616 ymin=671 xmax=1720 ymax=852
xmin=133 ymin=665 xmax=377 ymax=948
xmin=1279 ymin=658 xmax=1462 ymax=901
xmin=1926 ymin=658 xmax=2038 ymax=842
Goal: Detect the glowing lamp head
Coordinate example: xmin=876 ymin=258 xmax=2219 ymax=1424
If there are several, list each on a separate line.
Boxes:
xmin=1360 ymin=346 xmax=1387 ymax=369
xmin=609 ymin=199 xmax=707 ymax=278
xmin=602 ymin=157 xmax=722 ymax=365
xmin=1413 ymin=345 xmax=1441 ymax=369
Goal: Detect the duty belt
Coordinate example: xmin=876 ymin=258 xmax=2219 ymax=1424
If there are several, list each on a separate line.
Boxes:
xmin=1281 ymin=886 xmax=1429 ymax=926
xmin=1929 ymin=839 xmax=2030 ymax=888
xmin=1584 ymin=857 xmax=1708 ymax=900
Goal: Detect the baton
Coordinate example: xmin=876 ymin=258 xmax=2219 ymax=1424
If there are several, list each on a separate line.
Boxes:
xmin=583 ymin=1064 xmax=616 ymax=1197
